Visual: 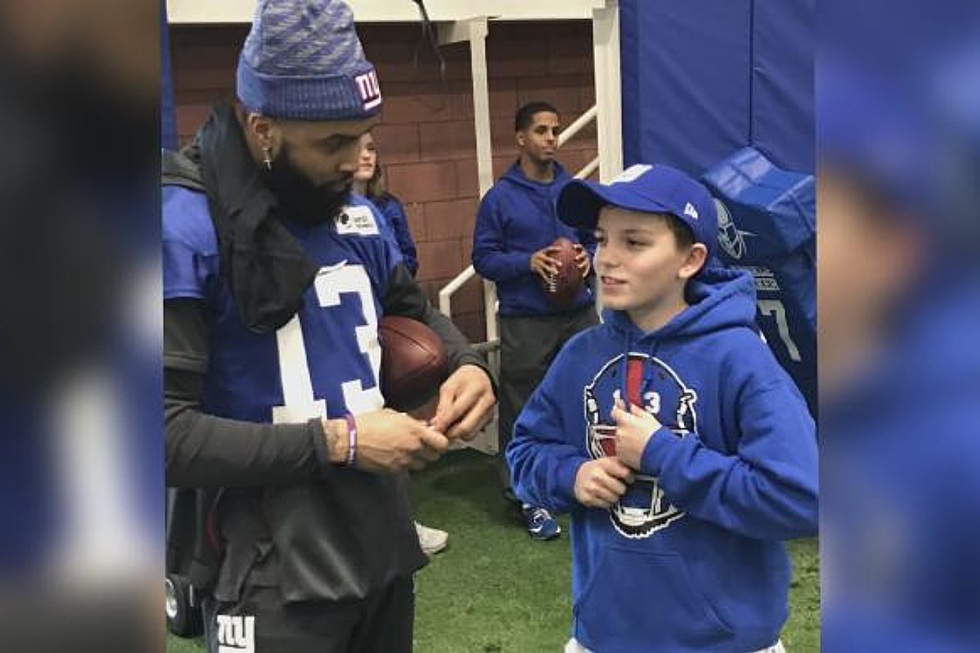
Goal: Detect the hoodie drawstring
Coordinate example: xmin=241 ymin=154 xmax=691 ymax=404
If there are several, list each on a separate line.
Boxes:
xmin=619 ymin=328 xmax=659 ymax=413
xmin=619 ymin=330 xmax=631 ymax=409
xmin=642 ymin=341 xmax=660 ymax=409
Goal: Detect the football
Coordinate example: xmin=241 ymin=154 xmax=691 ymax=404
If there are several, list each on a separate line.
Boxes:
xmin=540 ymin=237 xmax=584 ymax=308
xmin=379 ymin=316 xmax=449 ymax=411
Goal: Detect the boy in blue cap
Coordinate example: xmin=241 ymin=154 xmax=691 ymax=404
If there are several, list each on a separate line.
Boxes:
xmin=506 ymin=164 xmax=818 ymax=652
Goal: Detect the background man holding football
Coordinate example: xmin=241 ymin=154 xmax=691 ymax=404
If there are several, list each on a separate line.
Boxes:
xmin=163 ymin=1 xmax=495 ymax=651
xmin=471 ymin=102 xmax=597 ymax=541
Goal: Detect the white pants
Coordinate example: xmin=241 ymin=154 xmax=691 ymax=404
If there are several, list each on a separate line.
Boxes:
xmin=565 ymin=637 xmax=786 ymax=653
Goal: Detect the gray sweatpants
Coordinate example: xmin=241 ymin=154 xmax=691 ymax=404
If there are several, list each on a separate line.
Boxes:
xmin=498 ymin=305 xmax=599 ymax=493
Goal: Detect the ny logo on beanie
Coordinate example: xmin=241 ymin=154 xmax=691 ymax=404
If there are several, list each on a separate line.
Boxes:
xmin=355 ymin=70 xmax=382 ymax=111
xmin=237 ymin=0 xmax=384 ymax=121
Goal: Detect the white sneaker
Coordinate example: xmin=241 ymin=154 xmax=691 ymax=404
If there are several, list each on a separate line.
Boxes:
xmin=415 ymin=521 xmax=448 ymax=555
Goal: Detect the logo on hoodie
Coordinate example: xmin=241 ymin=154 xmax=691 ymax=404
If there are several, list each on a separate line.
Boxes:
xmin=584 ymin=353 xmax=698 ymax=539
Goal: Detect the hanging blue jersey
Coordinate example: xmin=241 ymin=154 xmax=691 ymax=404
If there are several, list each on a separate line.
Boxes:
xmin=163 ymin=188 xmax=400 ymax=422
xmin=701 ymin=147 xmax=816 ymax=413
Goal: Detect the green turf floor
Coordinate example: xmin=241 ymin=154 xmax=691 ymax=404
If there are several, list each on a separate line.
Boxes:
xmin=168 ymin=448 xmax=820 ymax=652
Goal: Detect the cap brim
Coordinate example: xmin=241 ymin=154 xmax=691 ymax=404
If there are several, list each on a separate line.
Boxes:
xmin=557 ymin=178 xmax=673 ymax=230
xmin=556 ymin=180 xmax=607 ymax=230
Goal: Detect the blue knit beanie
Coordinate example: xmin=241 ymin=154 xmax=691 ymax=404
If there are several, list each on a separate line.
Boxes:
xmin=237 ymin=0 xmax=382 ymax=120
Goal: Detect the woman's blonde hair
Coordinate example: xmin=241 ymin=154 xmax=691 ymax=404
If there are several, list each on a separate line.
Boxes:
xmin=363 ymin=139 xmax=388 ymax=201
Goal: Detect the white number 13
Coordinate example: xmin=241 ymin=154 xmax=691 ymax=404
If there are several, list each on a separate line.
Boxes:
xmin=272 ymin=263 xmax=384 ymax=423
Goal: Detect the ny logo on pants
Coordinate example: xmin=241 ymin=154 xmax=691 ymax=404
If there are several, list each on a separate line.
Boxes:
xmin=216 ymin=614 xmax=255 ymax=653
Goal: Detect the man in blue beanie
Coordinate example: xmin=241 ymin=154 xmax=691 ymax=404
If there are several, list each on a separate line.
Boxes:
xmin=162 ymin=1 xmax=496 ymax=651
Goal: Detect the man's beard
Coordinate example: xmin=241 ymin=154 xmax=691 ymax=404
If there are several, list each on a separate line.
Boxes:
xmin=262 ymin=143 xmax=350 ymax=226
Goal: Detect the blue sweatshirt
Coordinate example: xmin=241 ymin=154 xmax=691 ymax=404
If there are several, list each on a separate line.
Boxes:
xmin=471 ymin=161 xmax=594 ymax=316
xmin=371 ymin=194 xmax=418 ymax=277
xmin=506 ymin=267 xmax=818 ymax=653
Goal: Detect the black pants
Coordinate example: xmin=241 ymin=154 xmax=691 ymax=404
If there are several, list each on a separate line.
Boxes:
xmin=203 ymin=576 xmax=415 ymax=653
xmin=498 ymin=305 xmax=599 ymax=494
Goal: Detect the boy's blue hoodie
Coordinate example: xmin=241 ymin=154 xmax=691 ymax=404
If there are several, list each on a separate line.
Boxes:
xmin=471 ymin=161 xmax=594 ymax=316
xmin=506 ymin=267 xmax=818 ymax=653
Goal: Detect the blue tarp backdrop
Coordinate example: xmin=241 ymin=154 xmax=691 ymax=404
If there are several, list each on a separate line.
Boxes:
xmin=620 ymin=0 xmax=814 ymax=176
xmin=620 ymin=0 xmax=816 ymax=411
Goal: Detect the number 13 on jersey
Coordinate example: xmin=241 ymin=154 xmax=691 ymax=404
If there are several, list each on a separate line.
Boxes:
xmin=272 ymin=263 xmax=384 ymax=423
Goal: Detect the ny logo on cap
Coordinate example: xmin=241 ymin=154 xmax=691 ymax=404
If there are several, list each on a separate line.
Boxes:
xmin=355 ymin=70 xmax=382 ymax=110
xmin=683 ymin=202 xmax=699 ymax=220
xmin=610 ymin=164 xmax=652 ymax=185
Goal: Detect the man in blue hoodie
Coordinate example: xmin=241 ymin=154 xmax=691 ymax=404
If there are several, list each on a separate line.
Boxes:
xmin=507 ymin=164 xmax=818 ymax=652
xmin=472 ymin=102 xmax=596 ymax=540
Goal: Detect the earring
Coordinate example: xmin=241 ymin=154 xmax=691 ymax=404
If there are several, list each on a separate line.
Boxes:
xmin=262 ymin=146 xmax=273 ymax=171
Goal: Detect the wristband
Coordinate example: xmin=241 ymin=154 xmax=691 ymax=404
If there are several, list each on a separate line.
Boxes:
xmin=343 ymin=413 xmax=358 ymax=467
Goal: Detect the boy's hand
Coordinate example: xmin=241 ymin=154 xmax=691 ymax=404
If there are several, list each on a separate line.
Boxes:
xmin=574 ymin=457 xmax=635 ymax=509
xmin=611 ymin=399 xmax=664 ymax=471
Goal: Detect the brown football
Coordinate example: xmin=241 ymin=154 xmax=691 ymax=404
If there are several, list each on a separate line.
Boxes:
xmin=540 ymin=237 xmax=584 ymax=308
xmin=379 ymin=316 xmax=449 ymax=411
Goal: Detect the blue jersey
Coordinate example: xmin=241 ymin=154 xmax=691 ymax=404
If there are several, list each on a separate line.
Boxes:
xmin=702 ymin=147 xmax=816 ymax=413
xmin=163 ymin=188 xmax=400 ymax=422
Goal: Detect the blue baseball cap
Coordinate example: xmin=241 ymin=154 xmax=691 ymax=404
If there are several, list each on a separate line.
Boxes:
xmin=557 ymin=164 xmax=718 ymax=260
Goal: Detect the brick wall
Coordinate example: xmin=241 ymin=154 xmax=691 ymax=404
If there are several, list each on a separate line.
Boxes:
xmin=170 ymin=20 xmax=598 ymax=343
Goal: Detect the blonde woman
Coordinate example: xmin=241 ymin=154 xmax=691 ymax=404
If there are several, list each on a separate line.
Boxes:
xmin=352 ymin=132 xmax=419 ymax=276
